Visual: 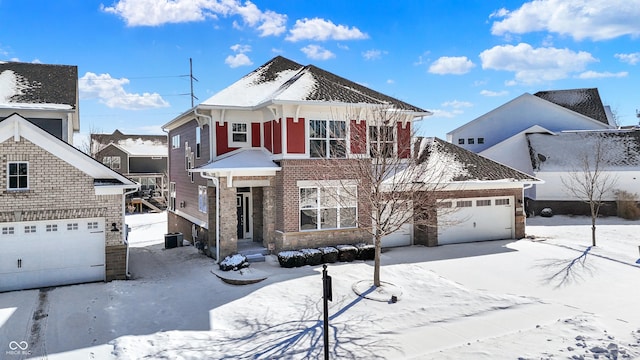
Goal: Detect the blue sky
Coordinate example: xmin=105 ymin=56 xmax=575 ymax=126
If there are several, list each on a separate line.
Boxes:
xmin=1 ymin=0 xmax=639 ymax=139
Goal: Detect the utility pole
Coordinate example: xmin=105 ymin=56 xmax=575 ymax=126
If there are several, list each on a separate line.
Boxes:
xmin=189 ymin=58 xmax=198 ymax=107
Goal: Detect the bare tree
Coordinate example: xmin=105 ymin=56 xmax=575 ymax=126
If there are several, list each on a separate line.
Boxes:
xmin=562 ymin=133 xmax=618 ymax=246
xmin=309 ymin=107 xmax=452 ymax=287
xmin=76 ymin=124 xmax=103 ymax=157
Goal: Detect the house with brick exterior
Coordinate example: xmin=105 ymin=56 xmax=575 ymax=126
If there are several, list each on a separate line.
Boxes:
xmin=0 ymin=62 xmax=137 ymax=292
xmin=163 ymin=56 xmax=540 ymax=262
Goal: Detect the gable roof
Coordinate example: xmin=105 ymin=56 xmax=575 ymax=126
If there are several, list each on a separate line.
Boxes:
xmin=0 ymin=113 xmax=136 ymax=188
xmin=417 ymin=137 xmax=540 ymax=183
xmin=200 ymin=56 xmax=429 ymax=114
xmin=527 ymin=130 xmax=640 ymax=171
xmin=92 ymin=130 xmax=167 ymax=157
xmin=534 ymin=88 xmax=610 ymax=125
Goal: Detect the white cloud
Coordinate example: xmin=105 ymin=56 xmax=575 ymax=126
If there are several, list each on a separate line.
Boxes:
xmin=577 ymin=70 xmax=628 ymax=79
xmin=300 ymin=45 xmax=335 ymax=60
xmin=428 ymin=56 xmax=475 ymax=75
xmin=426 ymin=108 xmax=464 ymax=118
xmin=442 ymin=100 xmax=473 ymax=108
xmin=286 ymin=18 xmax=368 ymax=42
xmin=480 ymin=89 xmax=509 ymax=97
xmin=386 ymin=79 xmax=395 ymax=84
xmin=230 ymin=44 xmax=251 ymax=53
xmin=225 ymin=53 xmax=253 ymax=68
xmin=362 ymin=49 xmax=386 ymax=60
xmin=490 ymin=0 xmax=640 ymax=41
xmin=79 ymin=72 xmax=169 ymax=110
xmin=479 ymin=43 xmax=596 ymax=84
xmin=615 ymin=52 xmax=640 ymax=65
xmin=102 ymin=0 xmax=286 ymax=36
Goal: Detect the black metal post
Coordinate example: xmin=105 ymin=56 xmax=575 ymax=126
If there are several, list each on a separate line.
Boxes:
xmin=322 ymin=264 xmax=331 ymax=360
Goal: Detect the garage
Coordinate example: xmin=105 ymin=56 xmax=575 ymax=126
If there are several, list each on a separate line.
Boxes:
xmin=437 ymin=196 xmax=514 ymax=245
xmin=0 ymin=218 xmax=106 ymax=292
xmin=381 ymin=223 xmax=413 ymax=248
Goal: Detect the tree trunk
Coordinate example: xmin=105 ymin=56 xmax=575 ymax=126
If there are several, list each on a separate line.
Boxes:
xmin=374 ymin=235 xmax=381 ymax=287
xmin=591 ymin=222 xmax=597 ymax=247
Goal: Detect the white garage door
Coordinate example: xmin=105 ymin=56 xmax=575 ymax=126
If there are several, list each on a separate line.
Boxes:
xmin=0 ymin=218 xmax=105 ymax=292
xmin=381 ymin=223 xmax=412 ymax=248
xmin=437 ymin=197 xmax=514 ymax=245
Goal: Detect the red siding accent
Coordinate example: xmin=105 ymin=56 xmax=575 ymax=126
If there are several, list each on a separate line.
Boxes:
xmin=397 ymin=121 xmax=411 ymax=158
xmin=350 ymin=120 xmax=367 ymax=154
xmin=251 ymin=122 xmax=261 ymax=147
xmin=273 ymin=119 xmax=282 ymax=154
xmin=216 ymin=123 xmax=238 ymax=156
xmin=286 ymin=117 xmax=306 ymax=154
xmin=264 ymin=121 xmax=273 ymax=152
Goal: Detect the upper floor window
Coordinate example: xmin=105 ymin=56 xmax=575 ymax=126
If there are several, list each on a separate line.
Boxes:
xmin=369 ymin=125 xmax=394 ymax=158
xmin=478 ymin=137 xmax=485 ymax=144
xmin=231 ymin=123 xmax=248 ymax=143
xmin=8 ymin=162 xmax=28 ymax=190
xmin=309 ymin=120 xmax=346 ymax=158
xmin=467 ymin=138 xmax=475 ymax=145
xmin=195 ymin=127 xmax=201 ymax=158
xmin=458 ymin=138 xmax=464 ymax=145
xmin=102 ymin=156 xmax=121 ymax=170
xmin=172 ymin=135 xmax=181 ymax=149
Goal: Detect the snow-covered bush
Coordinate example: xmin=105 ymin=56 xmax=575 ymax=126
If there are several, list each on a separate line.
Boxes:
xmin=277 ymin=250 xmax=305 ymax=268
xmin=219 ymin=254 xmax=249 ymax=271
xmin=318 ymin=247 xmax=339 ymax=263
xmin=336 ymin=245 xmax=357 ymax=262
xmin=540 ymin=208 xmax=553 ymax=217
xmin=300 ymin=248 xmax=323 ymax=266
xmin=355 ymin=243 xmax=375 ymax=260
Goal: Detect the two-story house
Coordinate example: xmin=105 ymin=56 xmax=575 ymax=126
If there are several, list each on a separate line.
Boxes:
xmin=0 ymin=62 xmax=137 ymax=292
xmin=163 ymin=56 xmax=539 ymax=261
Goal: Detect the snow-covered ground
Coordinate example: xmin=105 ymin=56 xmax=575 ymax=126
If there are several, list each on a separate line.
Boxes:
xmin=1 ymin=212 xmax=639 ymax=359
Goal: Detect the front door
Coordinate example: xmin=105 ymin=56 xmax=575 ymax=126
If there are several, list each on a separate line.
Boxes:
xmin=236 ymin=189 xmax=253 ymax=240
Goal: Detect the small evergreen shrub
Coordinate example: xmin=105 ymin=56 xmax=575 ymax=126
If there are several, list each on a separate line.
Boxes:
xmin=219 ymin=254 xmax=249 ymax=271
xmin=337 ymin=245 xmax=357 ymax=262
xmin=319 ymin=247 xmax=339 ymax=263
xmin=277 ymin=251 xmax=305 ymax=268
xmin=540 ymin=208 xmax=553 ymax=217
xmin=355 ymin=243 xmax=375 ymax=260
xmin=617 ymin=191 xmax=640 ymax=220
xmin=301 ymin=248 xmax=323 ymax=266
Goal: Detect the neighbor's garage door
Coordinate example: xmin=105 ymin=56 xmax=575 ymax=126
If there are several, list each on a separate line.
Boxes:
xmin=381 ymin=201 xmax=413 ymax=248
xmin=0 ymin=218 xmax=105 ymax=292
xmin=437 ymin=197 xmax=513 ymax=245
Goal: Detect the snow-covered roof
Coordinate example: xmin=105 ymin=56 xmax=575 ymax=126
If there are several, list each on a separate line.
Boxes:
xmin=200 ymin=56 xmax=429 ymax=114
xmin=528 ymin=130 xmax=640 ymax=171
xmin=191 ymin=149 xmax=281 ymax=174
xmin=93 ymin=130 xmax=168 ymax=157
xmin=0 ymin=62 xmax=77 ymax=108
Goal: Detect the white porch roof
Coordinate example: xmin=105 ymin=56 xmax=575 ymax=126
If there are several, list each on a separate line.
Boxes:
xmin=191 ymin=149 xmax=281 ymax=176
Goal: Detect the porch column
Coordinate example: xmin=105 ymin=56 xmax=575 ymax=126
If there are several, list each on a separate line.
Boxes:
xmin=263 ymin=177 xmax=276 ymax=247
xmin=219 ymin=177 xmax=238 ymax=259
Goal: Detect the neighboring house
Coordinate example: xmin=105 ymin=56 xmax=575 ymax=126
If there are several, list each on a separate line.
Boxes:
xmin=91 ymin=130 xmax=168 ymax=209
xmin=163 ymin=56 xmax=539 ymax=261
xmin=0 ymin=62 xmax=137 ymax=292
xmin=447 ymin=88 xmax=614 ymax=153
xmin=525 ymin=130 xmax=640 ymax=215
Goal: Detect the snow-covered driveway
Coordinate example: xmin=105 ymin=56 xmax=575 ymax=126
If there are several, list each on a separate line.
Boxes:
xmin=1 ymin=212 xmax=639 ymax=359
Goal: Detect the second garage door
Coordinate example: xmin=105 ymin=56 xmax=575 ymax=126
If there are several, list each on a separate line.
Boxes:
xmin=437 ymin=196 xmax=514 ymax=245
xmin=0 ymin=218 xmax=106 ymax=292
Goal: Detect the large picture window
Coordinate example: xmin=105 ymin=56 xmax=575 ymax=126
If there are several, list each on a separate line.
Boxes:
xmin=309 ymin=120 xmax=346 ymax=158
xmin=369 ymin=125 xmax=394 ymax=158
xmin=8 ymin=162 xmax=28 ymax=190
xmin=300 ymin=185 xmax=357 ymax=231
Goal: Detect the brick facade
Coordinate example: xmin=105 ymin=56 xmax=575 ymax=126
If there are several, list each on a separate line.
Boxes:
xmin=0 ymin=138 xmax=127 ymax=281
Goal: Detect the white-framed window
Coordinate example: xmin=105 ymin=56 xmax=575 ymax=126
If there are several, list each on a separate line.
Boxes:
xmin=299 ymin=185 xmax=357 ymax=231
xmin=478 ymin=137 xmax=485 ymax=144
xmin=7 ymin=161 xmax=28 ymax=190
xmin=46 ymin=224 xmax=58 ymax=232
xmin=467 ymin=138 xmax=475 ymax=145
xmin=198 ymin=186 xmax=208 ymax=213
xmin=231 ymin=123 xmax=248 ymax=145
xmin=169 ymin=182 xmax=176 ymax=211
xmin=24 ymin=225 xmax=36 ymax=234
xmin=2 ymin=226 xmax=14 ymax=235
xmin=196 ymin=127 xmax=201 ymax=158
xmin=67 ymin=223 xmax=78 ymax=231
xmin=172 ymin=134 xmax=181 ymax=149
xmin=458 ymin=138 xmax=464 ymax=145
xmin=102 ymin=156 xmax=121 ymax=170
xmin=456 ymin=200 xmax=472 ymax=208
xmin=309 ymin=120 xmax=346 ymax=158
xmin=496 ymin=198 xmax=510 ymax=206
xmin=88 ymin=221 xmax=99 ymax=230
xmin=476 ymin=199 xmax=491 ymax=207
xmin=369 ymin=125 xmax=394 ymax=158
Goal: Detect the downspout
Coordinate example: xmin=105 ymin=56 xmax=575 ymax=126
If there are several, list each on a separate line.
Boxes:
xmin=200 ymin=172 xmax=220 ymax=263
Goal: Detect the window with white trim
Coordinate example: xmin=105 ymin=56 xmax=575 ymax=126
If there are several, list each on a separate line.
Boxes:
xmin=198 ymin=185 xmax=208 ymax=213
xmin=495 ymin=198 xmax=510 ymax=205
xmin=231 ymin=123 xmax=248 ymax=143
xmin=2 ymin=226 xmax=14 ymax=235
xmin=169 ymin=182 xmax=176 ymax=211
xmin=309 ymin=120 xmax=346 ymax=158
xmin=67 ymin=223 xmax=78 ymax=231
xmin=24 ymin=225 xmax=36 ymax=234
xmin=88 ymin=221 xmax=99 ymax=230
xmin=196 ymin=127 xmax=201 ymax=158
xmin=46 ymin=224 xmax=58 ymax=232
xmin=456 ymin=200 xmax=472 ymax=208
xmin=8 ymin=161 xmax=28 ymax=190
xmin=476 ymin=199 xmax=491 ymax=207
xmin=102 ymin=156 xmax=121 ymax=170
xmin=300 ymin=186 xmax=357 ymax=231
xmin=172 ymin=134 xmax=181 ymax=149
xmin=369 ymin=125 xmax=394 ymax=158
